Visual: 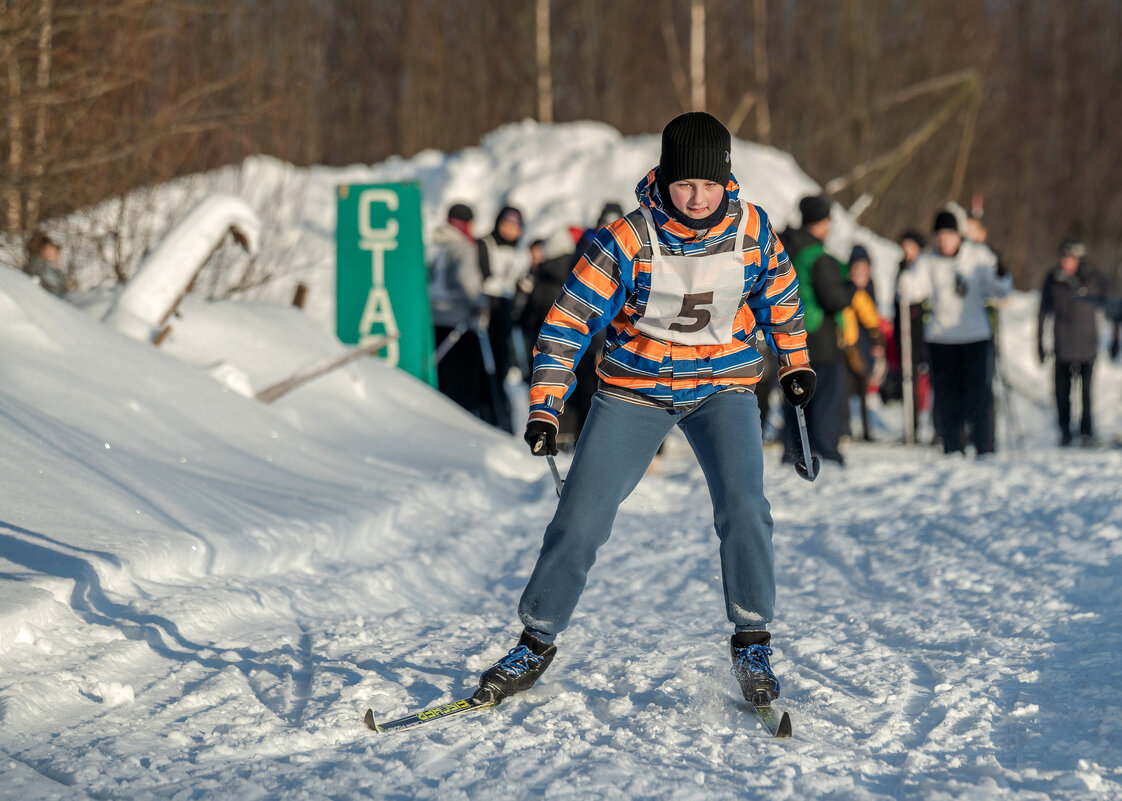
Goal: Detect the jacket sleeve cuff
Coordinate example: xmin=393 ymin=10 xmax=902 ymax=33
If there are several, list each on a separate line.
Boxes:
xmin=777 ymin=347 xmax=811 ymax=371
xmin=527 ymin=408 xmax=560 ymax=429
xmin=777 ymin=362 xmax=814 ymax=380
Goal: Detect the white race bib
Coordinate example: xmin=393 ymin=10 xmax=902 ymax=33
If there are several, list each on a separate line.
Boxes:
xmin=634 ymin=204 xmax=748 ymax=346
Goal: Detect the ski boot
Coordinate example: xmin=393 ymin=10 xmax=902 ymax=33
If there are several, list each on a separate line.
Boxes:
xmin=473 ymin=630 xmax=556 ymax=704
xmin=730 ymin=631 xmax=780 ymax=705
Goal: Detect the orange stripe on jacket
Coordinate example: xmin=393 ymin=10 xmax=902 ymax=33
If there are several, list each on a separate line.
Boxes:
xmin=572 ymin=260 xmax=618 ymax=301
xmin=765 ymin=267 xmax=796 ymax=298
xmin=607 ymin=217 xmax=644 ymax=261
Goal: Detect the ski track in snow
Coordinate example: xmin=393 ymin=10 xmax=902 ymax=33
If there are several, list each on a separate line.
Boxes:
xmin=3 ymin=438 xmax=1121 ymax=800
xmin=3 ymin=121 xmax=1122 ymax=799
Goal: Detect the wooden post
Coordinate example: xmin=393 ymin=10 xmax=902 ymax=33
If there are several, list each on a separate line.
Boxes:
xmin=292 ymin=282 xmax=308 ymax=309
xmin=255 ymin=336 xmax=392 ymax=404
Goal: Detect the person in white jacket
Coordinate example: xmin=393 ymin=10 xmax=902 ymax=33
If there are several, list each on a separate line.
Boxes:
xmin=898 ymin=209 xmax=1012 ymax=455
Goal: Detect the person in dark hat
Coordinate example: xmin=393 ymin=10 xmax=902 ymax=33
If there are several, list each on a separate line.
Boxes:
xmin=840 ymin=245 xmax=885 ymax=441
xmin=777 ymin=194 xmax=855 ymax=465
xmin=897 ymin=207 xmax=1012 ymax=456
xmin=429 ymin=203 xmax=495 ymax=423
xmin=888 ymin=229 xmax=930 ymax=438
xmin=471 ymin=111 xmax=812 ymax=712
xmin=476 ymin=205 xmax=531 ymax=433
xmin=1038 ymin=237 xmax=1106 ymax=446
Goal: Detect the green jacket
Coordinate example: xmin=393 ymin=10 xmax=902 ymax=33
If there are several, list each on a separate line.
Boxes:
xmin=789 ymin=241 xmax=847 ymax=334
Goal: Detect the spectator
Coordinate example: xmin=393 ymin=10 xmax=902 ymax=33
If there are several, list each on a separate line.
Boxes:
xmin=1038 ymin=238 xmax=1105 ymax=446
xmin=888 ymin=230 xmax=930 ymax=440
xmin=429 ymin=204 xmax=494 ymax=425
xmin=478 ymin=206 xmax=530 ymax=433
xmin=841 ymin=245 xmax=885 ymax=441
xmin=779 ymin=194 xmax=855 ymax=465
xmin=898 ymin=210 xmax=1012 ymax=457
xmin=962 ymin=211 xmax=1007 ymax=453
xmin=24 ymin=232 xmax=71 ymax=297
xmin=572 ymin=202 xmax=624 ymax=265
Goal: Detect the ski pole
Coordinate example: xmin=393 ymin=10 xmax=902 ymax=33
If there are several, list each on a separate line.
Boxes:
xmin=900 ymin=300 xmax=915 ymax=444
xmin=475 ymin=321 xmax=508 ymax=429
xmin=993 ymin=346 xmax=1024 ymax=451
xmin=433 ymin=320 xmax=469 ymax=364
xmin=546 ymin=454 xmax=564 ymax=497
xmin=794 ymin=405 xmax=820 ymax=482
xmin=531 ymin=431 xmax=565 ymax=497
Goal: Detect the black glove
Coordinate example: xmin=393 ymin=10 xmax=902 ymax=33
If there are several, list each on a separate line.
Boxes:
xmin=524 ymin=420 xmax=558 ymax=456
xmin=995 ymin=257 xmax=1008 ymax=279
xmin=779 ymin=366 xmax=816 ymax=408
xmin=1037 ymin=342 xmax=1046 ymax=363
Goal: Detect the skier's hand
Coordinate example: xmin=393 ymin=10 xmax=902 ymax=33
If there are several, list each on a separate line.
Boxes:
xmin=524 ymin=420 xmax=558 ymax=456
xmin=778 ymin=366 xmax=816 ymax=408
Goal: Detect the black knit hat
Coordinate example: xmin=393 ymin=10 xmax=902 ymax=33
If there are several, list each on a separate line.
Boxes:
xmin=799 ymin=195 xmax=831 ymax=226
xmin=933 ymin=210 xmax=959 ymax=233
xmin=899 ymin=229 xmax=926 ymax=249
xmin=849 ymin=244 xmax=870 ymax=265
xmin=658 ymin=112 xmax=732 ymax=186
xmin=447 ymin=203 xmax=473 ymax=223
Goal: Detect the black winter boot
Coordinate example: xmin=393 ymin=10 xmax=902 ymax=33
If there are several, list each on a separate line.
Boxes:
xmin=730 ymin=631 xmax=780 ymax=704
xmin=473 ymin=630 xmax=557 ymax=704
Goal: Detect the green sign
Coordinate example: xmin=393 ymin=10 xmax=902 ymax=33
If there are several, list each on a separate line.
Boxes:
xmin=336 ymin=182 xmax=436 ymax=387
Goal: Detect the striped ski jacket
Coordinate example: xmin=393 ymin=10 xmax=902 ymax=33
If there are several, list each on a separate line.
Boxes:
xmin=528 ymin=170 xmax=809 ymax=427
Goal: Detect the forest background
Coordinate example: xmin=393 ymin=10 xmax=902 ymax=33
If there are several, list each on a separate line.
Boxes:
xmin=2 ymin=0 xmax=1120 ymax=290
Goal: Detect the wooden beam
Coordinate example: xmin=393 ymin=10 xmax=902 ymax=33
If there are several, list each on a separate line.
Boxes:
xmin=255 ymin=337 xmax=393 ymax=404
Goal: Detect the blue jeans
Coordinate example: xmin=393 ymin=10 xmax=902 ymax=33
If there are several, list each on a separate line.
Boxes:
xmin=518 ymin=390 xmax=775 ymax=642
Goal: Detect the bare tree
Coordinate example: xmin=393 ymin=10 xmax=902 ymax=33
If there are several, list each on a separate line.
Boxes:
xmin=536 ymin=0 xmax=553 ymax=123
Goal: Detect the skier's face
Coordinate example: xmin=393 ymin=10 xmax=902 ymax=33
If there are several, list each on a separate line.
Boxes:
xmin=1061 ymin=255 xmax=1079 ymax=274
xmin=668 ymin=179 xmax=726 ymax=220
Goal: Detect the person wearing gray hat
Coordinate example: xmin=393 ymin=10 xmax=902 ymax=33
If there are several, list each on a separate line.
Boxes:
xmin=1038 ymin=237 xmax=1107 ymax=446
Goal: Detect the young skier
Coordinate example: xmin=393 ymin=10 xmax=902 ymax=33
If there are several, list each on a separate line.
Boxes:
xmin=474 ymin=112 xmax=813 ymax=709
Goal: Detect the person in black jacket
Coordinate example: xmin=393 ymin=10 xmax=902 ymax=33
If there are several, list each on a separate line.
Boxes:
xmin=779 ymin=195 xmax=855 ymax=465
xmin=1038 ymin=238 xmax=1106 ymax=446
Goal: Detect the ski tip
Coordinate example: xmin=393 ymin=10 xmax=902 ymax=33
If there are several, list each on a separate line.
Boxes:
xmin=775 ymin=711 xmax=792 ymax=738
xmin=363 ymin=708 xmax=381 ymax=732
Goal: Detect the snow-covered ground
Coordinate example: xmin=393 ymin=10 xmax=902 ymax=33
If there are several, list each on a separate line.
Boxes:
xmin=2 ymin=122 xmax=1122 ymax=800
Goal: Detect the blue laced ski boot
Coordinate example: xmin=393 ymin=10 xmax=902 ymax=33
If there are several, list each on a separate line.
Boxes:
xmin=473 ymin=630 xmax=556 ymax=704
xmin=730 ymin=631 xmax=780 ymax=705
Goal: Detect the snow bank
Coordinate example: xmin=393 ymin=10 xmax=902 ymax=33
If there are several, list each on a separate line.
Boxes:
xmin=101 ymin=194 xmax=260 ymax=342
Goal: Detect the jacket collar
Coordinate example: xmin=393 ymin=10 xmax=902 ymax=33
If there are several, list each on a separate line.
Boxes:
xmin=635 ymin=168 xmax=740 ymax=242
